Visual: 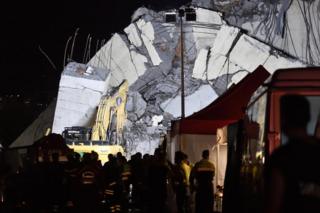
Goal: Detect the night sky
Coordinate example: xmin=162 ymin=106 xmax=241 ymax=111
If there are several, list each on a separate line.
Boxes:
xmin=0 ymin=0 xmax=190 ymax=145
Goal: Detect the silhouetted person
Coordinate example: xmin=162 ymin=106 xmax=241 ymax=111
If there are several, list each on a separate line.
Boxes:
xmin=47 ymin=152 xmax=65 ymax=207
xmin=141 ymin=153 xmax=151 ymax=212
xmin=172 ymin=151 xmax=190 ymax=213
xmin=103 ymin=154 xmax=122 ymax=213
xmin=181 ymin=153 xmax=192 ymax=211
xmin=265 ymin=95 xmax=320 ymax=213
xmin=76 ymin=152 xmax=102 ymax=212
xmin=129 ymin=152 xmax=144 ymax=211
xmin=190 ymin=149 xmax=215 ymax=213
xmin=118 ymin=155 xmax=130 ymax=212
xmin=148 ymin=148 xmax=171 ymax=213
xmin=64 ymin=152 xmax=81 ymax=209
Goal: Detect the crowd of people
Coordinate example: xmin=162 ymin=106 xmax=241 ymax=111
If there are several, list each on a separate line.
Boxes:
xmin=2 ymin=94 xmax=320 ymax=213
xmin=0 ymin=147 xmax=216 ymax=213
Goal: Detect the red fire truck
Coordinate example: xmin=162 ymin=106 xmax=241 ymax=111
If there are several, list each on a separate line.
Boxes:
xmin=222 ymin=67 xmax=320 ymax=213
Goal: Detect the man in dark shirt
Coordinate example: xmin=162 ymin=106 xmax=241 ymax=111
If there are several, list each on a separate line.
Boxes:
xmin=190 ymin=149 xmax=215 ymax=213
xmin=265 ymin=95 xmax=320 ymax=213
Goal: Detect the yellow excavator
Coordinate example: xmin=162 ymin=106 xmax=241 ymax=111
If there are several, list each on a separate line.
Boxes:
xmin=63 ymin=80 xmax=128 ymax=163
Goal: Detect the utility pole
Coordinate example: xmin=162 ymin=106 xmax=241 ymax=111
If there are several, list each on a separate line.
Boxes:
xmin=179 ymin=9 xmax=185 ymax=118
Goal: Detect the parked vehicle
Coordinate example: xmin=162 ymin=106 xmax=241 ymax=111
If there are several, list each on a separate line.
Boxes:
xmin=223 ymin=67 xmax=320 ymax=213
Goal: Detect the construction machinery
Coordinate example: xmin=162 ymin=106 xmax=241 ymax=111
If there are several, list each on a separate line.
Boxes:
xmin=62 ymin=80 xmax=129 ymax=163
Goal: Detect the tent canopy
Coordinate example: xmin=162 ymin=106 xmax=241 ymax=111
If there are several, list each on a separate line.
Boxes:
xmin=175 ymin=65 xmax=270 ymax=135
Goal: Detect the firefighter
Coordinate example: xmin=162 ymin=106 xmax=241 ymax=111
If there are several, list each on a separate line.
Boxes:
xmin=64 ymin=152 xmax=81 ymax=209
xmin=120 ymin=156 xmax=131 ymax=212
xmin=76 ymin=153 xmax=102 ymax=212
xmin=103 ymin=154 xmax=121 ymax=213
xmin=190 ymin=149 xmax=215 ymax=213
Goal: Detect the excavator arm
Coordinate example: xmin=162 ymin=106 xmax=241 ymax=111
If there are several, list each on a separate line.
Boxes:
xmin=91 ymin=80 xmax=128 ymax=142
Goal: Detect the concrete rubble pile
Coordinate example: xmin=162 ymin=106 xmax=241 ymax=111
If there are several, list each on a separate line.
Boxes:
xmin=193 ymin=0 xmax=320 ymax=66
xmin=13 ymin=0 xmax=315 ymax=157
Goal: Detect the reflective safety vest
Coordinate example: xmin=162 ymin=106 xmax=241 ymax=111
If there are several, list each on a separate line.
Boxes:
xmin=79 ymin=165 xmax=99 ymax=185
xmin=181 ymin=161 xmax=192 ymax=185
xmin=81 ymin=170 xmax=96 ymax=184
xmin=121 ymin=164 xmax=131 ymax=181
xmin=193 ymin=159 xmax=215 ymax=184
